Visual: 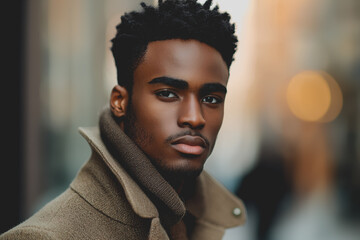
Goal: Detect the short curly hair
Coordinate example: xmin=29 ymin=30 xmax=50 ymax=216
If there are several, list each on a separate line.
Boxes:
xmin=111 ymin=0 xmax=237 ymax=91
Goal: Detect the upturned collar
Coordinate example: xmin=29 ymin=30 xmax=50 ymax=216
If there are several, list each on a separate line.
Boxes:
xmin=99 ymin=108 xmax=186 ymax=227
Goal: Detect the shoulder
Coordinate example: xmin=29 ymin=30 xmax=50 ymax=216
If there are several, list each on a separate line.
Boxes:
xmin=1 ymin=226 xmax=57 ymax=240
xmin=2 ymin=184 xmax=150 ymax=240
xmin=1 ymin=189 xmax=81 ymax=240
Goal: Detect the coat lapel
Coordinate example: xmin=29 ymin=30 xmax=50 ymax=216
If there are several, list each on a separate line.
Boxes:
xmin=185 ymin=172 xmax=247 ymax=239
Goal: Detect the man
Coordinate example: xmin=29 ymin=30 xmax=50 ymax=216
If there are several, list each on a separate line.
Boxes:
xmin=1 ymin=0 xmax=246 ymax=239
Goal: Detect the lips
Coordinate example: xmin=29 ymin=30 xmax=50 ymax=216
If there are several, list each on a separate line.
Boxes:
xmin=170 ymin=135 xmax=207 ymax=155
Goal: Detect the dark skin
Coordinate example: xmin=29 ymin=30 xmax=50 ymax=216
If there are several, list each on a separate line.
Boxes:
xmin=110 ymin=39 xmax=229 ymax=192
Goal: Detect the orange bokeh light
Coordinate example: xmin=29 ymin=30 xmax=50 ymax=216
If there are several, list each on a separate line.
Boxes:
xmin=287 ymin=71 xmax=343 ymax=122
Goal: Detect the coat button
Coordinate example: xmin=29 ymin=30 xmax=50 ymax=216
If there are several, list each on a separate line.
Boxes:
xmin=232 ymin=207 xmax=242 ymax=217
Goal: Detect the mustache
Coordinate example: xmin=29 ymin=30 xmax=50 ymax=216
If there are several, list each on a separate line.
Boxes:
xmin=165 ymin=130 xmax=210 ymax=146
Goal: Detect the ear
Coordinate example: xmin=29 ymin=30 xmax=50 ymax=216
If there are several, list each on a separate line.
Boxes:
xmin=110 ymin=85 xmax=129 ymax=118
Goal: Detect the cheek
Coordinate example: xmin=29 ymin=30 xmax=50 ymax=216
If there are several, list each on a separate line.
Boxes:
xmin=132 ymin=96 xmax=178 ymax=137
xmin=204 ymin=109 xmax=224 ymax=136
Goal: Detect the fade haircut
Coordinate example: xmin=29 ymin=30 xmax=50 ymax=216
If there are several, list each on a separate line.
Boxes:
xmin=111 ymin=0 xmax=238 ymax=91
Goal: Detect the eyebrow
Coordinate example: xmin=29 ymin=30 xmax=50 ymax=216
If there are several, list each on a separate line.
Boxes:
xmin=199 ymin=83 xmax=227 ymax=96
xmin=148 ymin=77 xmax=188 ymax=89
xmin=148 ymin=76 xmax=227 ymax=94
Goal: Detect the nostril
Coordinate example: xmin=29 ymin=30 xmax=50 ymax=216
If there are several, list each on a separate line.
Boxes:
xmin=178 ymin=117 xmax=205 ymax=130
xmin=178 ymin=97 xmax=206 ymax=129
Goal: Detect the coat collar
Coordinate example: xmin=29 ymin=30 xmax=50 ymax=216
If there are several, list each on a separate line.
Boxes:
xmin=98 ymin=108 xmax=185 ymax=227
xmin=76 ymin=127 xmax=160 ymax=220
xmin=75 ymin=126 xmax=246 ymax=229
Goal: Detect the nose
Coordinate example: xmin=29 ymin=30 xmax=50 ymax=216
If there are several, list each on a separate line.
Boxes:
xmin=178 ymin=96 xmax=205 ymax=130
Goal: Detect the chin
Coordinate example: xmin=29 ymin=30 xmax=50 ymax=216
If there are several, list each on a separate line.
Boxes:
xmin=157 ymin=160 xmax=204 ymax=182
xmin=162 ymin=167 xmax=203 ymax=184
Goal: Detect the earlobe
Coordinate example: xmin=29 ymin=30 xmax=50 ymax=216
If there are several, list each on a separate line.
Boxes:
xmin=110 ymin=85 xmax=129 ymax=118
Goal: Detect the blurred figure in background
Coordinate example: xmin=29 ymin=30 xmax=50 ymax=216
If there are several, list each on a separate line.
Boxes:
xmin=230 ymin=0 xmax=360 ymax=239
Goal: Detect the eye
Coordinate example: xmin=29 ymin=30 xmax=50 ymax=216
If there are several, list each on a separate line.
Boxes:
xmin=155 ymin=90 xmax=178 ymax=99
xmin=202 ymin=96 xmax=223 ymax=104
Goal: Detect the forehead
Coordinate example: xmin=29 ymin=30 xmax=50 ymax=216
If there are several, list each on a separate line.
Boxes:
xmin=133 ymin=39 xmax=229 ymax=86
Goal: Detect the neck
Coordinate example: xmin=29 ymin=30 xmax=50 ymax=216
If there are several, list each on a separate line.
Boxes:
xmin=168 ymin=178 xmax=185 ymax=194
xmin=163 ymin=174 xmax=196 ymax=201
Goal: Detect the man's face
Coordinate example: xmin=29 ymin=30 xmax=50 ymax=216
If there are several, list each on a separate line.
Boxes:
xmin=124 ymin=39 xmax=229 ymax=179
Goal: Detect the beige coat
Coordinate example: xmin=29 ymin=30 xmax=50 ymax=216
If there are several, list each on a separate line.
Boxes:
xmin=1 ymin=127 xmax=246 ymax=240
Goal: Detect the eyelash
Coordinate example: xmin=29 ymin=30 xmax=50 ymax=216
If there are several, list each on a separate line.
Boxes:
xmin=202 ymin=96 xmax=223 ymax=104
xmin=155 ymin=89 xmax=223 ymax=104
xmin=155 ymin=90 xmax=179 ymax=100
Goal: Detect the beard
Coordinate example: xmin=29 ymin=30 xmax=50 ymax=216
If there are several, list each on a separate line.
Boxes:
xmin=157 ymin=166 xmax=202 ymax=189
xmin=123 ymin=105 xmax=202 ymax=186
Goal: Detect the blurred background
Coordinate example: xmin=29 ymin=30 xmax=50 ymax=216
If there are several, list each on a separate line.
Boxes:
xmin=1 ymin=0 xmax=360 ymax=239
